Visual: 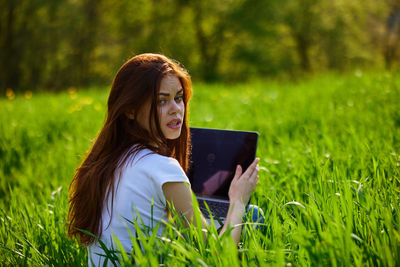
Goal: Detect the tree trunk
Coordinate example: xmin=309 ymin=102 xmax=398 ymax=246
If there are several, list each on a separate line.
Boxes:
xmin=192 ymin=4 xmax=219 ymax=81
xmin=295 ymin=33 xmax=311 ymax=71
xmin=2 ymin=1 xmax=20 ymax=91
xmin=384 ymin=5 xmax=400 ymax=69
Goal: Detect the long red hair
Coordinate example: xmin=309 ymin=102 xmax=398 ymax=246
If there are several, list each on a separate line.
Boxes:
xmin=67 ymin=53 xmax=192 ymax=245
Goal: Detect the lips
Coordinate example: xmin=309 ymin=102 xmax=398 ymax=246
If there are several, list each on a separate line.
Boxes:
xmin=167 ymin=118 xmax=182 ymax=129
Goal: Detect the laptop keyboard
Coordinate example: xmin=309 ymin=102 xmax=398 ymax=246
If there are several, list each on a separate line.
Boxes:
xmin=199 ymin=200 xmax=229 ymax=219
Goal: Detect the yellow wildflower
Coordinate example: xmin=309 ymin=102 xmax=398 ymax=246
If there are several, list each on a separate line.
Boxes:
xmin=6 ymin=88 xmax=15 ymax=100
xmin=24 ymin=90 xmax=33 ymax=99
xmin=68 ymin=87 xmax=77 ymax=99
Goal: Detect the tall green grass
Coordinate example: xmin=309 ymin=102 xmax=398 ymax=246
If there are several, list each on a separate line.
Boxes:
xmin=0 ymin=71 xmax=399 ymax=266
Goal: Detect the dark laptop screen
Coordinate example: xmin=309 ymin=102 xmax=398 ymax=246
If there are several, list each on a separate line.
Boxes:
xmin=188 ymin=127 xmax=258 ymax=199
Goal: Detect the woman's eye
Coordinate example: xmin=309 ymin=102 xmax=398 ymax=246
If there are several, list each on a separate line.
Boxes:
xmin=175 ymin=95 xmax=183 ymax=103
xmin=159 ymin=99 xmax=167 ymax=105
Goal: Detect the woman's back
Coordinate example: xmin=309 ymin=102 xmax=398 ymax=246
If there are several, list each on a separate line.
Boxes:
xmin=88 ymin=148 xmax=189 ymax=266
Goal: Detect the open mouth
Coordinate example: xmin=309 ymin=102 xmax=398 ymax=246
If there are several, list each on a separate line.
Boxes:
xmin=167 ymin=119 xmax=182 ymax=129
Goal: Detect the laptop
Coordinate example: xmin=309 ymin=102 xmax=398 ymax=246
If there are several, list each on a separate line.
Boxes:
xmin=188 ymin=127 xmax=259 ymax=227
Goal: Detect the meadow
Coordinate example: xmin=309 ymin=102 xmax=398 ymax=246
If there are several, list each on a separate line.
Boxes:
xmin=0 ymin=71 xmax=399 ymax=266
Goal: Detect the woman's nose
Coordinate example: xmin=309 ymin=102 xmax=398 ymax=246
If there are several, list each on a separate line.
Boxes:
xmin=169 ymin=100 xmax=182 ymax=114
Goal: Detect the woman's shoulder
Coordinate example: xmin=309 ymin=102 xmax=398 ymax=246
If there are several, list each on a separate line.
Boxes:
xmin=119 ymin=147 xmax=188 ymax=185
xmin=123 ymin=147 xmax=182 ymax=173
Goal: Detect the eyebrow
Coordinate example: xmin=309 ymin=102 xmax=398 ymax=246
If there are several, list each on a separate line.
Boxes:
xmin=158 ymin=88 xmax=183 ymax=96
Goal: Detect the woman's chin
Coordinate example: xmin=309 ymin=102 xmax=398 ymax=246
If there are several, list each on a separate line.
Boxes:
xmin=165 ymin=130 xmax=182 ymax=140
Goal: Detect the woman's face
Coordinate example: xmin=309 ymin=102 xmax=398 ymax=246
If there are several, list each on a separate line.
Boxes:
xmin=136 ymin=74 xmax=185 ymax=140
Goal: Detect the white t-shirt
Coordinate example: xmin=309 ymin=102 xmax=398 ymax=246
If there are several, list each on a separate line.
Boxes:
xmin=87 ymin=148 xmax=190 ymax=266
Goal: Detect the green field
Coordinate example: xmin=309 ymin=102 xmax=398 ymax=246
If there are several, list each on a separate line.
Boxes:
xmin=1 ymin=72 xmax=399 ymax=266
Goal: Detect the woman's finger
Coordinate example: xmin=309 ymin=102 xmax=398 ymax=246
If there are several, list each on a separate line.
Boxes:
xmin=247 ymin=165 xmax=260 ymax=187
xmin=243 ymin=158 xmax=259 ymax=176
xmin=249 ymin=168 xmax=259 ymax=183
xmin=232 ymin=165 xmax=242 ymax=181
xmin=242 ymin=158 xmax=260 ymax=179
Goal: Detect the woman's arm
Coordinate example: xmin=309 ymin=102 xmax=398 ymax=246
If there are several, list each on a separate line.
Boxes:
xmin=162 ymin=182 xmax=208 ymax=228
xmin=162 ymin=158 xmax=259 ymax=243
xmin=219 ymin=158 xmax=260 ymax=243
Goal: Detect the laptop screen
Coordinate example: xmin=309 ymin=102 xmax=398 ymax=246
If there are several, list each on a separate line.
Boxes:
xmin=188 ymin=127 xmax=258 ymax=199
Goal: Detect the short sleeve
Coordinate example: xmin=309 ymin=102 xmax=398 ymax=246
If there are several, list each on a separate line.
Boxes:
xmin=142 ymin=154 xmax=190 ymax=206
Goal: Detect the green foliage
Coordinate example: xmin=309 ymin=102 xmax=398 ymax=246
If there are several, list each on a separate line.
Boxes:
xmin=1 ymin=0 xmax=399 ymax=92
xmin=0 ymin=72 xmax=399 ymax=265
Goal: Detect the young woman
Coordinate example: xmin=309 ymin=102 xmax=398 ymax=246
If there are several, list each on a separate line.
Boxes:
xmin=67 ymin=53 xmax=260 ymax=266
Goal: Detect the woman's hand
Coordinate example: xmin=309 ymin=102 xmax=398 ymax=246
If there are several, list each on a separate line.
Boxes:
xmin=219 ymin=158 xmax=260 ymax=243
xmin=228 ymin=158 xmax=260 ymax=206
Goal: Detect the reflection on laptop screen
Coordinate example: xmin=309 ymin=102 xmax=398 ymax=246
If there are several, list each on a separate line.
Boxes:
xmin=188 ymin=128 xmax=258 ymax=199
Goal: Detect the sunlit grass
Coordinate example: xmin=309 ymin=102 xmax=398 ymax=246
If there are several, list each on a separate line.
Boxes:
xmin=0 ymin=71 xmax=399 ymax=266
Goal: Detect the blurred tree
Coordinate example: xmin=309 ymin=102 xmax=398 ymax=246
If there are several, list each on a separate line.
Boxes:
xmin=0 ymin=0 xmax=398 ymax=93
xmin=316 ymin=0 xmax=386 ymax=70
xmin=222 ymin=0 xmax=287 ymax=79
xmin=0 ymin=0 xmax=26 ymax=91
xmin=69 ymin=0 xmax=102 ymax=86
xmin=384 ymin=1 xmax=400 ymax=69
xmin=185 ymin=0 xmax=282 ymax=81
xmin=283 ymin=0 xmax=317 ymax=71
xmin=187 ymin=0 xmax=233 ymax=81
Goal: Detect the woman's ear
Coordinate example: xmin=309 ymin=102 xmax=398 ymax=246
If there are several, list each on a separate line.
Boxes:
xmin=125 ymin=110 xmax=135 ymax=120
